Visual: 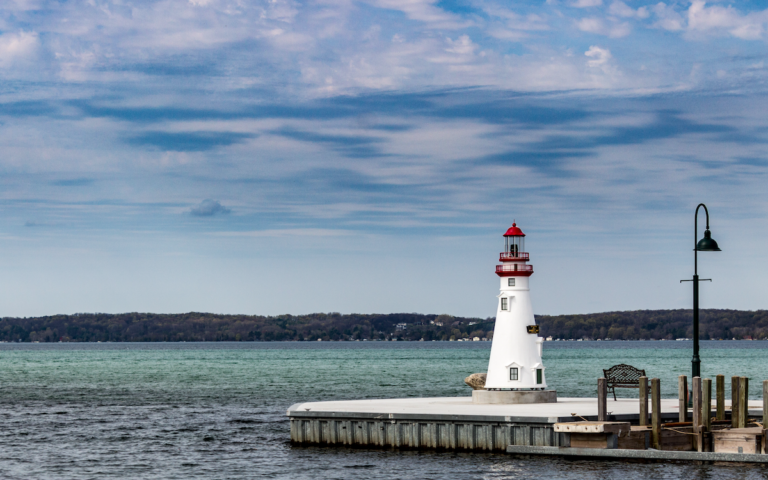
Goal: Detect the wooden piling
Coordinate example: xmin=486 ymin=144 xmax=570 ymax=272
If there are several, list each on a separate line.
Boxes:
xmin=692 ymin=377 xmax=702 ymax=428
xmin=692 ymin=377 xmax=702 ymax=452
xmin=703 ymin=378 xmax=712 ymax=452
xmin=716 ymin=374 xmax=725 ymax=421
xmin=639 ymin=376 xmax=648 ymax=426
xmin=679 ymin=375 xmax=688 ymax=422
xmin=702 ymin=378 xmax=712 ymax=432
xmin=651 ymin=378 xmax=661 ymax=450
xmin=598 ymin=377 xmax=607 ymax=421
xmin=739 ymin=376 xmax=748 ymax=428
xmin=732 ymin=376 xmax=740 ymax=428
xmin=763 ymin=380 xmax=768 ymax=427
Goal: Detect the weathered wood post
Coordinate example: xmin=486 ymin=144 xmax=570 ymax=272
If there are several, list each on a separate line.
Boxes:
xmin=639 ymin=375 xmax=649 ymax=426
xmin=702 ymin=378 xmax=712 ymax=429
xmin=651 ymin=378 xmax=661 ymax=449
xmin=679 ymin=375 xmax=688 ymax=422
xmin=692 ymin=377 xmax=701 ymax=426
xmin=732 ymin=376 xmax=740 ymax=428
xmin=598 ymin=377 xmax=607 ymax=421
xmin=763 ymin=380 xmax=768 ymax=430
xmin=692 ymin=377 xmax=702 ymax=452
xmin=716 ymin=374 xmax=725 ymax=421
xmin=739 ymin=376 xmax=749 ymax=428
xmin=703 ymin=378 xmax=712 ymax=452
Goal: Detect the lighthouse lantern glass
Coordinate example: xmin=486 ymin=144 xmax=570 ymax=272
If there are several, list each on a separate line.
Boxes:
xmin=508 ymin=236 xmax=525 ymax=256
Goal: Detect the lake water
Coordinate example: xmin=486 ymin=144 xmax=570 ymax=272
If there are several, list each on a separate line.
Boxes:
xmin=1 ymin=340 xmax=767 ymax=479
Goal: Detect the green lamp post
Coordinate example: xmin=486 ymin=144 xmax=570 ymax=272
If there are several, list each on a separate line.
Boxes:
xmin=681 ymin=203 xmax=721 ymax=380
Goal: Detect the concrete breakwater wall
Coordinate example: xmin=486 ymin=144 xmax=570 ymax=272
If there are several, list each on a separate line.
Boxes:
xmin=287 ymin=397 xmax=684 ymax=452
xmin=289 ymin=413 xmax=564 ymax=451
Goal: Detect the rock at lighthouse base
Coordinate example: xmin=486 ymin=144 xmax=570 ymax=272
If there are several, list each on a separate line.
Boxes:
xmin=472 ymin=389 xmax=557 ymax=404
xmin=464 ymin=373 xmax=487 ymax=390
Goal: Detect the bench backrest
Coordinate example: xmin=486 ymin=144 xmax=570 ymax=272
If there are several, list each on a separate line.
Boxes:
xmin=603 ymin=364 xmax=646 ymax=386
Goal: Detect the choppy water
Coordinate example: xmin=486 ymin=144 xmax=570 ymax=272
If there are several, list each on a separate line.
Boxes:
xmin=1 ymin=340 xmax=767 ymax=479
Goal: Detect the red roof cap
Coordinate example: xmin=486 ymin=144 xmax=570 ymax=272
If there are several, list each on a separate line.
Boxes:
xmin=503 ymin=222 xmax=525 ymax=237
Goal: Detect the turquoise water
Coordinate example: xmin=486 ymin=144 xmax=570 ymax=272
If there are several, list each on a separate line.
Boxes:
xmin=0 ymin=341 xmax=767 ymax=478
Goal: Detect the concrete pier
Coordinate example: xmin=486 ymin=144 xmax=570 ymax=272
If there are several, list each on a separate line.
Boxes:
xmin=288 ymin=397 xmax=684 ymax=451
xmin=472 ymin=389 xmax=557 ymax=404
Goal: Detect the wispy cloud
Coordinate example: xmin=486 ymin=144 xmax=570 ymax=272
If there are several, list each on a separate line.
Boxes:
xmin=0 ymin=31 xmax=39 ymax=69
xmin=190 ymin=199 xmax=231 ymax=217
xmin=577 ymin=18 xmax=631 ymax=38
xmin=0 ymin=0 xmax=764 ymax=94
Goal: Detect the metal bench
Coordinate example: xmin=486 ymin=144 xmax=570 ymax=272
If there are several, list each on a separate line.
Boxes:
xmin=603 ymin=364 xmax=647 ymax=400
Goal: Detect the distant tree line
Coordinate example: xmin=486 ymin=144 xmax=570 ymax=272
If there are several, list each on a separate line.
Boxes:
xmin=537 ymin=309 xmax=768 ymax=341
xmin=0 ymin=309 xmax=765 ymax=342
xmin=0 ymin=312 xmax=493 ymax=342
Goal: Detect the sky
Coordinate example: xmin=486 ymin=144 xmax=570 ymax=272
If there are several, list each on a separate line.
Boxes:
xmin=1 ymin=0 xmax=767 ymax=318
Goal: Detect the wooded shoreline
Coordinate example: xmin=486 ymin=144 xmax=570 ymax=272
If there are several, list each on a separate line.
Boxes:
xmin=1 ymin=309 xmax=766 ymax=343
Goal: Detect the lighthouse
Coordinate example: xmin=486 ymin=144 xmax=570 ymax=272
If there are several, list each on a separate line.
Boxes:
xmin=473 ymin=222 xmax=557 ymax=404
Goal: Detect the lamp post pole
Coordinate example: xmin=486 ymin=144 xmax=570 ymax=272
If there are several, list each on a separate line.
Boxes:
xmin=692 ymin=206 xmax=702 ymax=379
xmin=683 ymin=203 xmax=720 ymax=381
xmin=692 ymin=275 xmax=700 ymax=378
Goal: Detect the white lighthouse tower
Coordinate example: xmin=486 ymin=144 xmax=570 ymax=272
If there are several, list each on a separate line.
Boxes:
xmin=473 ymin=222 xmax=557 ymax=404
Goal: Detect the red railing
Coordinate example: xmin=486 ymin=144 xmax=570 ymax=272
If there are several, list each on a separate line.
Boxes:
xmin=499 ymin=252 xmax=529 ymax=262
xmin=496 ymin=264 xmax=533 ymax=273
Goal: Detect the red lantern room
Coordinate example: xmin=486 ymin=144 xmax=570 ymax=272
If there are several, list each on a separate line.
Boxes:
xmin=497 ymin=222 xmax=533 ymax=277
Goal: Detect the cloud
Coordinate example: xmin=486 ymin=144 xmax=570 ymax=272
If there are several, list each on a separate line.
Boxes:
xmin=585 ymin=45 xmax=613 ymax=70
xmin=608 ymin=1 xmax=649 ymax=19
xmin=366 ymin=0 xmax=469 ymax=28
xmin=571 ymin=0 xmax=602 ymax=7
xmin=0 ymin=31 xmax=39 ymax=68
xmin=478 ymin=4 xmax=549 ymax=39
xmin=687 ymin=0 xmax=767 ymax=40
xmin=652 ymin=2 xmax=685 ymax=31
xmin=190 ymin=199 xmax=231 ymax=217
xmin=5 ymin=0 xmax=42 ymax=10
xmin=577 ymin=17 xmax=631 ymax=37
xmin=444 ymin=34 xmax=477 ymax=56
xmin=0 ymin=0 xmax=763 ymax=96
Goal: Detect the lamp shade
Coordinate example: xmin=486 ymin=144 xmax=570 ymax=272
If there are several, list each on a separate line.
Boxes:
xmin=696 ymin=229 xmax=721 ymax=251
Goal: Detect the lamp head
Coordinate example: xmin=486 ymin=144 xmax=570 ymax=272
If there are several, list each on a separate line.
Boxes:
xmin=696 ymin=229 xmax=721 ymax=252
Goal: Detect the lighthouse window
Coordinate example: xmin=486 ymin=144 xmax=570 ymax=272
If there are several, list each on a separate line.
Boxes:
xmin=510 ymin=367 xmax=519 ymax=381
xmin=501 ymin=298 xmax=508 ymax=310
xmin=536 ymin=369 xmax=543 ymax=385
xmin=508 ymin=278 xmax=515 ymax=287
